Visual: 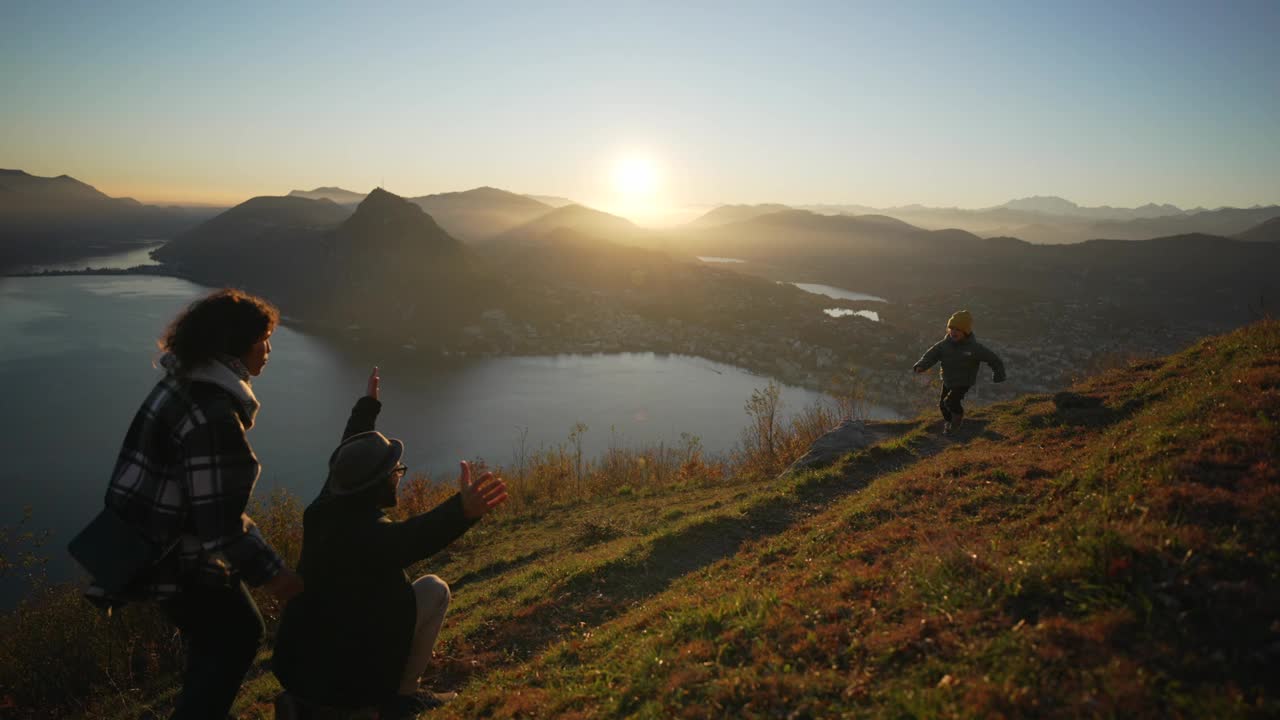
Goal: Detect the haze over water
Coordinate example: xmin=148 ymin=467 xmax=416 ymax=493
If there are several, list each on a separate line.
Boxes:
xmin=0 ymin=263 xmax=899 ymax=601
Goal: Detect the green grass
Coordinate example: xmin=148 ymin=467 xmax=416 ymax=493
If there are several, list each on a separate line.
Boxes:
xmin=6 ymin=320 xmax=1278 ymax=718
xmin=422 ymin=320 xmax=1279 ymax=719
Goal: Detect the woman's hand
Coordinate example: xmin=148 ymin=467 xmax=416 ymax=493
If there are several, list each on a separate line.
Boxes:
xmin=367 ymin=366 xmax=380 ymax=401
xmin=458 ymin=461 xmax=508 ymax=520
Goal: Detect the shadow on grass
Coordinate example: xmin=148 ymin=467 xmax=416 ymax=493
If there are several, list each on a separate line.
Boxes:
xmin=445 ymin=420 xmax=953 ymax=682
xmin=1021 ymin=391 xmax=1146 ymax=430
xmin=450 ymin=548 xmax=552 ymax=594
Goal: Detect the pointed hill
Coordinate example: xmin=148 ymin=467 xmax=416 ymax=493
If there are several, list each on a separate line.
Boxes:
xmin=410 ymin=186 xmax=552 ymax=242
xmin=153 ymin=189 xmax=477 ymax=336
xmin=333 ymin=187 xmax=463 ymax=259
xmin=302 ymin=188 xmax=479 ymax=335
xmin=287 ymin=186 xmax=368 ymax=205
xmin=687 ymin=203 xmax=793 ymax=227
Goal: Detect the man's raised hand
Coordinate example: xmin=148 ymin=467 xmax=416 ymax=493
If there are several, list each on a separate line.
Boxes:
xmin=367 ymin=366 xmax=380 ymax=401
xmin=458 ymin=460 xmax=508 ymax=520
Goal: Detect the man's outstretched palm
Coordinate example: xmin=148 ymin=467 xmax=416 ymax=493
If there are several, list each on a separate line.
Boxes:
xmin=458 ymin=461 xmax=508 ymax=519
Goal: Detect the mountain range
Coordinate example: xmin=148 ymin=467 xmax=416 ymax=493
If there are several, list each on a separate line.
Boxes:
xmin=285 ymin=186 xmax=584 ymax=242
xmin=0 ymin=169 xmax=220 ymax=270
xmin=780 ymin=197 xmax=1280 ymax=244
xmin=158 ymin=189 xmax=480 ymax=338
xmin=666 ymin=206 xmax=1280 ymax=330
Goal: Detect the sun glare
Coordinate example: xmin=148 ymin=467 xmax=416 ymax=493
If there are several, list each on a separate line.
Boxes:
xmin=611 ymin=155 xmax=659 ymax=198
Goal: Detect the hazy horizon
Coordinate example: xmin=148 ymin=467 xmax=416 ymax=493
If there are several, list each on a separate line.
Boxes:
xmin=3 ymin=1 xmax=1278 ymax=224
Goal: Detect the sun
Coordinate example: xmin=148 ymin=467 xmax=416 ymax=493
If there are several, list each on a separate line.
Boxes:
xmin=611 ymin=155 xmax=659 ymax=199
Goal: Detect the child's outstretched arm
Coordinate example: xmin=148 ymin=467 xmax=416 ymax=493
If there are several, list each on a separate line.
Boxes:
xmin=913 ymin=340 xmax=945 ymax=373
xmin=341 ymin=366 xmax=383 ymax=440
xmin=981 ymin=346 xmax=1007 ymax=383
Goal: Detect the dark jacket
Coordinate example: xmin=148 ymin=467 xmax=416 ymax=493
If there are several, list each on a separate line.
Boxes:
xmin=914 ymin=333 xmax=1007 ymax=387
xmin=272 ymin=397 xmax=476 ymax=708
xmin=93 ymin=358 xmax=283 ymax=602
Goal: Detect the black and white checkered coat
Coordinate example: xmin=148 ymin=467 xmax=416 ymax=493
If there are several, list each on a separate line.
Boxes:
xmin=94 ymin=357 xmax=284 ymax=599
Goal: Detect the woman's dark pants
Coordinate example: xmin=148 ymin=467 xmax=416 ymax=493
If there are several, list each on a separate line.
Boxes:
xmin=163 ymin=581 xmax=265 ymax=719
xmin=939 ymin=385 xmax=971 ymax=421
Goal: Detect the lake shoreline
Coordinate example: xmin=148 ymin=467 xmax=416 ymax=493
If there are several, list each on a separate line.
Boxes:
xmin=5 ymin=264 xmax=923 ymax=417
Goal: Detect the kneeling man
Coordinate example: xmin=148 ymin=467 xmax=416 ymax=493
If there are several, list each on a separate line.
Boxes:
xmin=274 ymin=368 xmax=507 ymax=718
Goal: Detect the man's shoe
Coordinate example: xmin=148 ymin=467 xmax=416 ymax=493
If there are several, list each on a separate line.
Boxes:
xmin=942 ymin=421 xmax=953 ymax=434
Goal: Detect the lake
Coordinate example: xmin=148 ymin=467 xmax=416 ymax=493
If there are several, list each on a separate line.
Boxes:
xmin=790 ymin=282 xmax=889 ymax=303
xmin=8 ymin=241 xmax=164 ymax=274
xmin=824 ymin=308 xmax=881 ymax=322
xmin=0 ymin=270 xmax=899 ymax=600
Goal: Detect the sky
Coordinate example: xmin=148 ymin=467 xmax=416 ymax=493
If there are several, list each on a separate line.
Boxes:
xmin=2 ymin=1 xmax=1278 ymax=223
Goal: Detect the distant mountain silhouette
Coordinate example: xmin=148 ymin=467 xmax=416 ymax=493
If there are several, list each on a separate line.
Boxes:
xmin=692 ymin=216 xmax=1280 ymax=328
xmin=1235 ymin=215 xmax=1280 ymax=242
xmin=687 ymin=203 xmax=793 ymax=227
xmin=156 ymin=189 xmax=479 ymax=339
xmin=410 ymin=186 xmax=552 ymax=242
xmin=287 ymin=186 xmax=367 ymax=205
xmin=680 ymin=209 xmax=981 ymax=257
xmin=779 ymin=199 xmax=1280 ymax=244
xmin=1088 ymin=206 xmax=1280 ymax=242
xmin=0 ymin=169 xmax=215 ymax=270
xmin=524 ymin=194 xmax=576 ymax=208
xmin=998 ymin=196 xmax=1184 ymax=219
xmin=315 ymin=188 xmax=473 ymax=331
xmin=335 ymin=188 xmax=463 ymax=262
xmin=998 ymin=196 xmax=1085 ymax=215
xmin=153 ymin=195 xmax=352 ymax=286
xmin=494 ymin=203 xmax=639 ymax=245
xmin=0 ymin=169 xmax=123 ymax=209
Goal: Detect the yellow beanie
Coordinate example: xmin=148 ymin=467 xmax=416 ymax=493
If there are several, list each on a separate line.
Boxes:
xmin=947 ymin=310 xmax=973 ymax=334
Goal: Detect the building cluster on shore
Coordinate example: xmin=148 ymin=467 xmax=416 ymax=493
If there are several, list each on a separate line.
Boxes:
xmin=19 ymin=265 xmax=1209 ymax=419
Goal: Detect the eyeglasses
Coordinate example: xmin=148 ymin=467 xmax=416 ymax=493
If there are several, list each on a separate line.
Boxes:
xmin=391 ymin=464 xmax=408 ymax=479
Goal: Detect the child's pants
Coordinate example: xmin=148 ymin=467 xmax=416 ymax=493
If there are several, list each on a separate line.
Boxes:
xmin=939 ymin=385 xmax=971 ymax=421
xmin=399 ymin=575 xmax=451 ymax=695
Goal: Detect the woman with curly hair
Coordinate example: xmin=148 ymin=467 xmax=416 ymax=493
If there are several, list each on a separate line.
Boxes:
xmin=92 ymin=288 xmax=304 ymax=719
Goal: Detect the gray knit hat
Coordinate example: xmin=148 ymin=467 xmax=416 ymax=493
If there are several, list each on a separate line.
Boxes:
xmin=326 ymin=430 xmax=405 ymax=496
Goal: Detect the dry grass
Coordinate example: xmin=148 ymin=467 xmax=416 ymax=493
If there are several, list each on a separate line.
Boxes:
xmin=6 ymin=322 xmax=1276 ymax=718
xmin=0 ymin=381 xmax=853 ymax=718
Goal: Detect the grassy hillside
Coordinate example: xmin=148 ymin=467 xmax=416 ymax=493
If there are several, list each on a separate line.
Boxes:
xmin=420 ymin=321 xmax=1279 ymax=719
xmin=7 ymin=321 xmax=1277 ymax=718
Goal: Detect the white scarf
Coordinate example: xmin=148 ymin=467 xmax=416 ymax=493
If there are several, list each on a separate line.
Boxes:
xmin=160 ymin=353 xmax=261 ymax=428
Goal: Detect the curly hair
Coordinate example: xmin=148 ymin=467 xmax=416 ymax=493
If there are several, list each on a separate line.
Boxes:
xmin=158 ymin=289 xmax=279 ymax=370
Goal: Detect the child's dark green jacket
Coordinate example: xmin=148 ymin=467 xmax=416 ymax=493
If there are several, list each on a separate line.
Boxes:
xmin=914 ymin=333 xmax=1007 ymax=387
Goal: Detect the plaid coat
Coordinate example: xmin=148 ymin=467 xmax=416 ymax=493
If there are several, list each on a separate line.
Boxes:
xmin=91 ymin=356 xmax=284 ymax=601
